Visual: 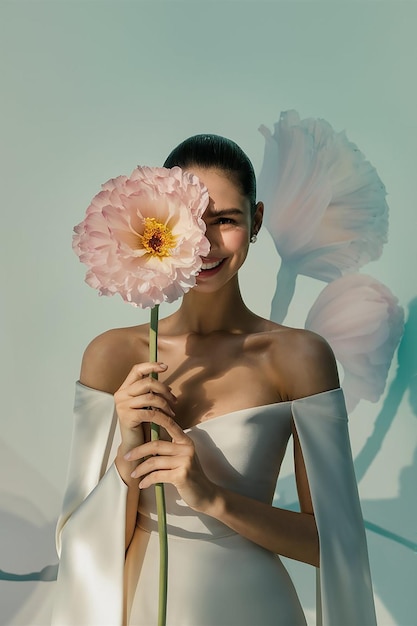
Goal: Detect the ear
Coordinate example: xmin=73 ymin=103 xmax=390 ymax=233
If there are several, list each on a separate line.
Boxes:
xmin=252 ymin=201 xmax=264 ymax=236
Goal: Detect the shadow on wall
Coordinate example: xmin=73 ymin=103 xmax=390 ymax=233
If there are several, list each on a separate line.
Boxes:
xmin=0 ymin=440 xmax=59 ymax=625
xmin=363 ymin=446 xmax=417 ymax=626
xmin=355 ymin=297 xmax=417 ymax=482
xmin=354 ymin=297 xmax=417 ymax=625
xmin=0 ymin=506 xmax=57 ymax=625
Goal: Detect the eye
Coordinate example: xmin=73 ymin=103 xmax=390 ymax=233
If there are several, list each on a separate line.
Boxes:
xmin=216 ymin=217 xmax=236 ymax=225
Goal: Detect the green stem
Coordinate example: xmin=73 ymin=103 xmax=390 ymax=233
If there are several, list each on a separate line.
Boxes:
xmin=149 ymin=304 xmax=168 ymax=626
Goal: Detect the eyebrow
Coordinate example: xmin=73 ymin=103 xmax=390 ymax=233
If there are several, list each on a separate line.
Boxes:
xmin=206 ymin=208 xmax=245 ymax=216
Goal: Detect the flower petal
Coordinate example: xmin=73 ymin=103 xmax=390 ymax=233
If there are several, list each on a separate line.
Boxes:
xmin=259 ymin=111 xmax=389 ymax=281
xmin=73 ymin=166 xmax=210 ymax=308
xmin=305 ymin=274 xmax=404 ymax=411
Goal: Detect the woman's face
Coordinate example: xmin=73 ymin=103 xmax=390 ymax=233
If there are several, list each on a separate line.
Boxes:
xmin=187 ymin=167 xmax=263 ymax=293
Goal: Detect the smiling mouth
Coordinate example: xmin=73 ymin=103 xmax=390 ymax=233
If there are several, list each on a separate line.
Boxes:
xmin=200 ymin=259 xmax=224 ymax=271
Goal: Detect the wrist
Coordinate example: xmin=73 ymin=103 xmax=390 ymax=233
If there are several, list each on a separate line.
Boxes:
xmin=203 ymin=484 xmax=227 ymax=520
xmin=115 ymin=443 xmax=142 ymax=487
xmin=119 ymin=426 xmax=145 ymax=451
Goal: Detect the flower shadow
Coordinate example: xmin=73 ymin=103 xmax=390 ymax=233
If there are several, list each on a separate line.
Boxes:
xmin=0 ymin=500 xmax=58 ymax=625
xmin=361 ymin=445 xmax=417 ymax=625
xmin=354 ymin=296 xmax=417 ymax=482
xmin=0 ymin=438 xmax=60 ymax=624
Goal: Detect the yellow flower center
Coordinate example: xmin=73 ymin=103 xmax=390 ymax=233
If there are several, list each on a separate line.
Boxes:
xmin=140 ymin=217 xmax=177 ymax=257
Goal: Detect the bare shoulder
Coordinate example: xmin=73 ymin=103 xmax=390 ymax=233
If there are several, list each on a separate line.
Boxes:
xmin=80 ymin=324 xmax=148 ymax=394
xmin=267 ymin=325 xmax=340 ymax=401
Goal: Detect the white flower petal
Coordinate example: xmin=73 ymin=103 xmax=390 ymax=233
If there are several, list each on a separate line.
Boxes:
xmin=259 ymin=110 xmax=389 ymax=281
xmin=305 ymin=274 xmax=404 ymax=411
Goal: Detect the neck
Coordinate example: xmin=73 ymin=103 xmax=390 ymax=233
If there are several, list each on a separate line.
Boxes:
xmin=167 ymin=277 xmax=255 ymax=335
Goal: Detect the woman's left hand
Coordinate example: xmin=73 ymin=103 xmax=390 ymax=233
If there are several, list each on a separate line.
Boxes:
xmin=124 ymin=416 xmax=219 ymax=514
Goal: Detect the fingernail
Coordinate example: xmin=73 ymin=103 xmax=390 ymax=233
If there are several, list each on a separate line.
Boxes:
xmin=124 ymin=452 xmax=131 ymax=460
xmin=158 ymin=363 xmax=168 ymax=369
xmin=130 ymin=471 xmax=137 ymax=478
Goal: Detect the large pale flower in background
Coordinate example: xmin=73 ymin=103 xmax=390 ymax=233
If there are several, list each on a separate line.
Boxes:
xmin=258 ymin=110 xmax=389 ymax=322
xmin=73 ymin=166 xmax=210 ymax=308
xmin=305 ymin=274 xmax=404 ymax=412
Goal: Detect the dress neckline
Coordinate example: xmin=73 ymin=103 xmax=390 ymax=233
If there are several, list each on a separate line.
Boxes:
xmin=183 ymin=401 xmax=289 ymax=432
xmin=75 ymin=380 xmax=342 ymax=429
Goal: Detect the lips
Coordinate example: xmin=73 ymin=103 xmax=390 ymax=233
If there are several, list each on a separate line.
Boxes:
xmin=201 ymin=259 xmax=223 ymax=271
xmin=198 ymin=258 xmax=226 ymax=275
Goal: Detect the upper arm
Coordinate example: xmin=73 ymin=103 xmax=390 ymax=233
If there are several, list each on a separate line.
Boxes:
xmin=292 ymin=423 xmax=314 ymax=515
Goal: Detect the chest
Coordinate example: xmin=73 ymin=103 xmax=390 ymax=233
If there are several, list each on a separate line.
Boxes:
xmin=157 ymin=337 xmax=281 ymax=429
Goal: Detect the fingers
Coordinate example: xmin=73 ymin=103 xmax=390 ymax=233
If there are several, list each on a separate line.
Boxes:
xmin=118 ymin=362 xmax=168 ymax=391
xmin=125 ymin=438 xmax=191 ymax=462
xmin=139 ymin=411 xmax=188 ymax=442
xmin=129 ymin=448 xmax=184 ymax=480
xmin=127 ymin=440 xmax=195 ymax=488
xmin=125 ymin=394 xmax=175 ymax=417
xmin=126 ymin=378 xmax=177 ymax=406
xmin=115 ymin=362 xmax=177 ymax=428
xmin=137 ymin=470 xmax=176 ymax=490
xmin=123 ymin=434 xmax=215 ymax=513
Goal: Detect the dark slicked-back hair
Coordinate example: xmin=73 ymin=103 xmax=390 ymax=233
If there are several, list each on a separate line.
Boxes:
xmin=164 ymin=134 xmax=257 ymax=216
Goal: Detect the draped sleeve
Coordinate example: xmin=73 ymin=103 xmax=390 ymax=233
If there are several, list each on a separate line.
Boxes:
xmin=291 ymin=388 xmax=377 ymax=626
xmin=51 ymin=382 xmax=126 ymax=626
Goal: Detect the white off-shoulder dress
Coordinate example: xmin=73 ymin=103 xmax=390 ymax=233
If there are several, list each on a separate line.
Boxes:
xmin=51 ymin=383 xmax=377 ymax=626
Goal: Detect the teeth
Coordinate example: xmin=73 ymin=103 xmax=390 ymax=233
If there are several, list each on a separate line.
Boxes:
xmin=201 ymin=260 xmax=222 ymax=270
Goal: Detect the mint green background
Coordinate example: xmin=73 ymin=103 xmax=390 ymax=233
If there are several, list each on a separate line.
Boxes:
xmin=1 ymin=1 xmax=415 ymax=624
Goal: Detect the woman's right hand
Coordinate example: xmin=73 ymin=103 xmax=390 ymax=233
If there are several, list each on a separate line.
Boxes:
xmin=114 ymin=362 xmax=177 ymax=455
xmin=113 ymin=361 xmax=176 ymax=546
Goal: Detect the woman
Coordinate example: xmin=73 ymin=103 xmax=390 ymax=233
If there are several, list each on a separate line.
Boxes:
xmin=52 ymin=135 xmax=377 ymax=625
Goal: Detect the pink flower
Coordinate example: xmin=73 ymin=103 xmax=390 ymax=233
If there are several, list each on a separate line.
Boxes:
xmin=73 ymin=166 xmax=210 ymax=308
xmin=259 ymin=110 xmax=389 ymax=282
xmin=305 ymin=274 xmax=404 ymax=411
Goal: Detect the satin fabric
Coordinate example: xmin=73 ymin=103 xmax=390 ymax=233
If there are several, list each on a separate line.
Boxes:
xmin=126 ymin=400 xmax=305 ymax=626
xmin=51 ymin=383 xmax=376 ymax=626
